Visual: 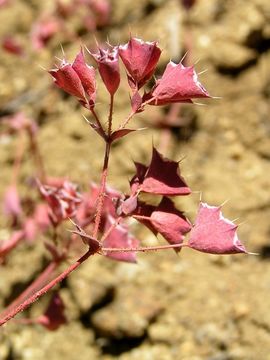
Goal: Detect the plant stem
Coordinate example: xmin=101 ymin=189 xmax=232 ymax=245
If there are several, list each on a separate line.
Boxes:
xmin=100 ymin=216 xmax=121 ymax=242
xmin=1 ymin=260 xmax=58 ymax=319
xmin=92 ymin=140 xmax=111 ymax=239
xmin=118 ymin=110 xmax=135 ymax=130
xmin=90 ymin=108 xmax=107 ymax=139
xmin=0 ymin=231 xmax=25 ymax=259
xmin=107 ymin=94 xmax=114 ymax=137
xmin=103 ymin=243 xmax=187 ymax=253
xmin=0 ymin=249 xmax=92 ymax=326
xmin=118 ymin=97 xmax=155 ymax=130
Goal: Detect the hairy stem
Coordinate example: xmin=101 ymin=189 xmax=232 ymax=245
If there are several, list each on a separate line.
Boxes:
xmin=92 ymin=140 xmax=111 ymax=239
xmin=118 ymin=110 xmax=135 ymax=130
xmin=0 ymin=249 xmax=92 ymax=326
xmin=100 ymin=216 xmax=122 ymax=242
xmin=90 ymin=108 xmax=107 ymax=139
xmin=103 ymin=243 xmax=186 ymax=253
xmin=1 ymin=260 xmax=58 ymax=319
xmin=118 ymin=97 xmax=155 ymax=130
xmin=107 ymin=94 xmax=114 ymax=137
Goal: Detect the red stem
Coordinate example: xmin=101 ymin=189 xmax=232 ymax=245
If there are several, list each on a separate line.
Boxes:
xmin=1 ymin=261 xmax=58 ymax=319
xmin=0 ymin=231 xmax=25 ymax=259
xmin=92 ymin=140 xmax=111 ymax=239
xmin=100 ymin=216 xmax=121 ymax=242
xmin=90 ymin=108 xmax=107 ymax=140
xmin=0 ymin=249 xmax=92 ymax=326
xmin=118 ymin=110 xmax=135 ymax=130
xmin=103 ymin=243 xmax=187 ymax=253
xmin=107 ymin=94 xmax=114 ymax=137
xmin=118 ymin=97 xmax=155 ymax=130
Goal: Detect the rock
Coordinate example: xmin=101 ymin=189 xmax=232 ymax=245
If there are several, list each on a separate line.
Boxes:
xmin=91 ymin=284 xmax=163 ymax=338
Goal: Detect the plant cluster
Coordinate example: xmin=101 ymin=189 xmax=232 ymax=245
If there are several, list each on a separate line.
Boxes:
xmin=0 ymin=36 xmax=248 ymax=329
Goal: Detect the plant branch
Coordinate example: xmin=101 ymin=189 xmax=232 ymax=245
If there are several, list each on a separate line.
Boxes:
xmin=1 ymin=260 xmax=58 ymax=319
xmin=100 ymin=216 xmax=122 ymax=242
xmin=90 ymin=108 xmax=107 ymax=139
xmin=107 ymin=94 xmax=114 ymax=137
xmin=0 ymin=249 xmax=92 ymax=327
xmin=92 ymin=140 xmax=111 ymax=239
xmin=103 ymin=243 xmax=187 ymax=253
xmin=118 ymin=110 xmax=135 ymax=130
xmin=118 ymin=97 xmax=155 ymax=130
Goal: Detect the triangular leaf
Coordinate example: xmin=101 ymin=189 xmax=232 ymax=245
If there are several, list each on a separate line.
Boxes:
xmin=37 ymin=293 xmax=67 ymax=331
xmin=133 ymin=198 xmax=191 ymax=250
xmin=150 ymin=197 xmax=192 ymax=247
xmin=188 ymin=202 xmax=247 ymax=254
xmin=111 ymin=128 xmax=145 ymax=141
xmin=140 ymin=148 xmax=191 ymax=195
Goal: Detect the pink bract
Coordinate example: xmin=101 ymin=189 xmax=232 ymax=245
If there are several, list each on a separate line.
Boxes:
xmin=90 ymin=46 xmax=120 ymax=95
xmin=145 ymin=61 xmax=210 ymax=105
xmin=119 ymin=37 xmax=161 ymax=90
xmin=49 ymin=50 xmax=96 ymax=107
xmin=188 ymin=202 xmax=247 ymax=254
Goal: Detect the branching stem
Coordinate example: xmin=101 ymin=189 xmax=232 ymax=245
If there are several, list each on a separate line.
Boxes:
xmin=92 ymin=140 xmax=111 ymax=239
xmin=103 ymin=243 xmax=187 ymax=253
xmin=90 ymin=108 xmax=107 ymax=139
xmin=0 ymin=249 xmax=92 ymax=326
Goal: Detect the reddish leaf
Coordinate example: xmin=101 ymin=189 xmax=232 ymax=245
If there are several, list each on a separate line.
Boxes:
xmin=131 ymin=148 xmax=191 ymax=196
xmin=0 ymin=230 xmax=24 ymax=259
xmin=76 ymin=183 xmax=121 ymax=228
xmin=119 ymin=37 xmax=161 ymax=89
xmin=133 ymin=198 xmax=191 ymax=249
xmin=188 ymin=202 xmax=247 ymax=254
xmin=34 ymin=204 xmax=51 ymax=231
xmin=38 ymin=181 xmax=82 ymax=225
xmin=103 ymin=216 xmax=139 ymax=263
xmin=23 ymin=218 xmax=37 ymax=242
xmin=119 ymin=194 xmax=138 ymax=215
xmin=90 ymin=46 xmax=120 ymax=95
xmin=111 ymin=128 xmax=145 ymax=141
xmin=49 ymin=62 xmax=86 ymax=101
xmin=2 ymin=36 xmax=24 ymax=56
xmin=3 ymin=185 xmax=22 ymax=220
xmin=111 ymin=129 xmax=137 ymax=141
xmin=71 ymin=222 xmax=101 ymax=255
xmin=133 ymin=201 xmax=157 ymax=235
xmin=37 ymin=293 xmax=67 ymax=331
xmin=1 ymin=112 xmax=31 ymax=132
xmin=31 ymin=16 xmax=60 ymax=51
xmin=145 ymin=61 xmax=210 ymax=105
xmin=130 ymin=162 xmax=148 ymax=194
xmin=130 ymin=91 xmax=142 ymax=112
xmin=90 ymin=0 xmax=110 ymax=26
xmin=72 ymin=49 xmax=96 ymax=104
xmin=49 ymin=50 xmax=96 ymax=107
xmin=150 ymin=197 xmax=191 ymax=247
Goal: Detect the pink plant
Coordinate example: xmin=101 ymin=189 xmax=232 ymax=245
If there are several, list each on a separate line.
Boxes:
xmin=0 ymin=36 xmax=250 ymax=329
xmin=2 ymin=36 xmax=24 ymax=56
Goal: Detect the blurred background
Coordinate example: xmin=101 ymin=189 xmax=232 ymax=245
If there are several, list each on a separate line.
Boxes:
xmin=0 ymin=0 xmax=270 ymax=359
